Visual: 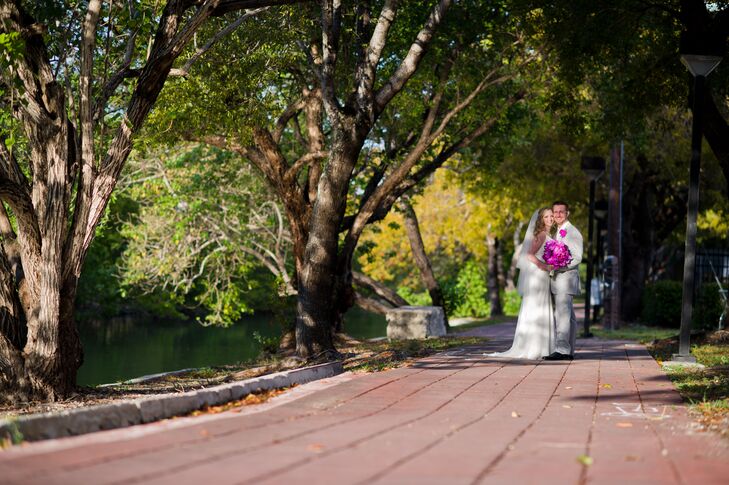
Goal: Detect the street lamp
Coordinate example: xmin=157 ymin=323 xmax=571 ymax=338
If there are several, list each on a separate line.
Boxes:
xmin=676 ymin=36 xmax=722 ymax=362
xmin=581 ymin=156 xmax=606 ymax=338
xmin=593 ymin=199 xmax=608 ymax=324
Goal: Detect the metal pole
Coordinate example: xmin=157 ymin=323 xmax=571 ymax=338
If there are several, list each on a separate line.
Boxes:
xmin=594 ymin=219 xmax=605 ymax=324
xmin=676 ymin=74 xmax=705 ymax=362
xmin=583 ymin=179 xmax=596 ymax=337
xmin=608 ymin=146 xmax=621 ymax=330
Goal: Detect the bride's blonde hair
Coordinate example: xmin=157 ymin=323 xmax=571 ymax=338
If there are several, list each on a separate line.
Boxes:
xmin=533 ymin=207 xmax=553 ymax=236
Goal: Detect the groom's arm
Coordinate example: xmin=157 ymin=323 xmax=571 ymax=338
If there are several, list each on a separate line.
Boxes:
xmin=565 ymin=230 xmax=583 ymax=271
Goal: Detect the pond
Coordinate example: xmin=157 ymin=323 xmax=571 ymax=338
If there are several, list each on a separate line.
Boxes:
xmin=76 ymin=307 xmax=387 ymax=386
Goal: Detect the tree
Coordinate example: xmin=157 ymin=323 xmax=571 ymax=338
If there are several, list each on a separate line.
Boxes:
xmin=119 ymin=144 xmax=293 ymax=325
xmin=399 ymin=196 xmax=449 ymax=328
xmin=533 ymin=0 xmax=729 ymax=195
xmin=0 ymin=0 xmax=303 ymax=403
xmin=155 ymin=1 xmax=533 ymax=357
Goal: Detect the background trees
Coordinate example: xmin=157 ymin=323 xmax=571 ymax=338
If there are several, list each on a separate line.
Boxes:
xmin=3 ymin=0 xmax=727 ymax=402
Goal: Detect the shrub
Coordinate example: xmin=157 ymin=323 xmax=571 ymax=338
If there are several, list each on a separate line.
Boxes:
xmin=502 ymin=290 xmax=522 ymax=316
xmin=641 ymin=280 xmax=682 ymax=328
xmin=444 ymin=260 xmax=491 ymax=318
xmin=397 ymin=287 xmax=432 ymax=306
xmin=694 ymin=282 xmax=727 ymax=331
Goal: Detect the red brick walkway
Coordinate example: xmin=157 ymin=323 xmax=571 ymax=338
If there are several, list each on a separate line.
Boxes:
xmin=2 ymin=327 xmax=728 ymax=484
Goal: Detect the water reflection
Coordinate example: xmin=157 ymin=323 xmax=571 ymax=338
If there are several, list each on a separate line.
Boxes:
xmin=77 ymin=307 xmax=387 ymax=386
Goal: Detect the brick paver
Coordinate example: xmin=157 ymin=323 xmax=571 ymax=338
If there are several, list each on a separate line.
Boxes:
xmin=1 ymin=325 xmax=727 ymax=485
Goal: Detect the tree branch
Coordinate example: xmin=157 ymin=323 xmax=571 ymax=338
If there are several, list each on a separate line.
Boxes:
xmin=374 ymin=0 xmax=452 ymax=113
xmin=209 ymin=0 xmax=308 ymax=17
xmin=273 ymin=97 xmax=307 ymax=143
xmin=356 ymin=0 xmax=397 ymax=107
xmin=284 ymin=150 xmax=328 ymax=185
xmin=352 ymin=270 xmax=408 ymax=306
xmin=320 ymin=0 xmax=343 ymax=115
xmin=169 ymin=7 xmax=269 ymax=77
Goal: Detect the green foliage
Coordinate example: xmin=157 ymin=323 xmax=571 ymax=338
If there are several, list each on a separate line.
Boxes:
xmin=445 ymin=260 xmax=491 ymax=318
xmin=397 ymin=287 xmax=432 ymax=307
xmin=76 ymin=195 xmax=139 ymax=320
xmin=694 ymin=283 xmax=727 ymax=331
xmin=117 ymin=144 xmax=291 ymax=326
xmin=640 ymin=280 xmax=683 ymax=328
xmin=501 ymin=290 xmax=521 ymax=316
xmin=252 ymin=330 xmax=281 ymax=356
xmin=641 ymin=280 xmax=728 ymax=331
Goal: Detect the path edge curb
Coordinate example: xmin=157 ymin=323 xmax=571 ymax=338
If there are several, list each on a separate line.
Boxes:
xmin=0 ymin=361 xmax=343 ymax=443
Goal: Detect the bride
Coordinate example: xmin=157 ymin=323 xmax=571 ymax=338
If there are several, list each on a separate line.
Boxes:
xmin=485 ymin=207 xmax=555 ymax=359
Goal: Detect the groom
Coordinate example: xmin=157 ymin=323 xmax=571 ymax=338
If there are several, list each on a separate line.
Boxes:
xmin=544 ymin=201 xmax=583 ymax=361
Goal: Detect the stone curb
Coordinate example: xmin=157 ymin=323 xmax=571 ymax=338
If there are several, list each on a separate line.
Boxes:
xmin=0 ymin=361 xmax=343 ymax=443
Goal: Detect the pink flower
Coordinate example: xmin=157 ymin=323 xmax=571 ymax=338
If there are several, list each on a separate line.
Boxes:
xmin=559 ymin=229 xmax=567 ymax=238
xmin=543 ymin=240 xmax=573 ymax=270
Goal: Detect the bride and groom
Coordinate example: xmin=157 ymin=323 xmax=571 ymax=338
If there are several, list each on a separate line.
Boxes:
xmin=487 ymin=201 xmax=583 ymax=361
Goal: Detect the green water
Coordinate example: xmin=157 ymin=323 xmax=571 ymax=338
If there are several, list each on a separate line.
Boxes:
xmin=77 ymin=307 xmax=386 ymax=386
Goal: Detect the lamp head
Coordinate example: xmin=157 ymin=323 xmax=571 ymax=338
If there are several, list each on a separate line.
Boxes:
xmin=581 ymin=156 xmax=606 ymax=181
xmin=680 ymin=31 xmax=723 ymax=77
xmin=594 ymin=199 xmax=608 ymax=220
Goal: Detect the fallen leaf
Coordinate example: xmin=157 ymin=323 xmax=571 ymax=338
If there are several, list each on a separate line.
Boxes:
xmin=565 ymin=386 xmax=573 ymax=390
xmin=616 ymin=422 xmax=633 ymax=428
xmin=577 ymin=455 xmax=594 ymax=466
xmin=625 ymin=455 xmax=640 ymax=462
xmin=562 ymin=405 xmax=572 ymax=409
xmin=199 ymin=429 xmax=210 ymax=437
xmin=511 ymin=411 xmax=520 ymax=418
xmin=307 ymin=443 xmax=325 ymax=452
xmin=602 ymin=383 xmax=613 ymax=389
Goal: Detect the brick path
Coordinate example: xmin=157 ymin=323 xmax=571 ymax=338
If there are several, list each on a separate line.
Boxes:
xmin=2 ymin=325 xmax=728 ymax=484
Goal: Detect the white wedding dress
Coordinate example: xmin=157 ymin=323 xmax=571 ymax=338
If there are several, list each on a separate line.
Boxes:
xmin=486 ymin=211 xmax=554 ymax=360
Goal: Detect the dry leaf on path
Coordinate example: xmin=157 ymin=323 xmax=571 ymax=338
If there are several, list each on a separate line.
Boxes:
xmin=577 ymin=455 xmax=594 ymax=466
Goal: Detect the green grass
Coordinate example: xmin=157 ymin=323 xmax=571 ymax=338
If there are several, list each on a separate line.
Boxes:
xmin=647 ymin=331 xmax=729 ymax=438
xmin=449 ymin=314 xmax=516 ymax=333
xmin=591 ymin=324 xmax=678 ymax=344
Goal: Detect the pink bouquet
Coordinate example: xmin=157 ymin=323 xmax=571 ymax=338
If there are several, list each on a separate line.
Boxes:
xmin=543 ymin=240 xmax=572 ymax=270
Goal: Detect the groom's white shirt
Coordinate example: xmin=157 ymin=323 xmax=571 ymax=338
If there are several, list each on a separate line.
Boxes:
xmin=550 ymin=220 xmax=583 ymax=296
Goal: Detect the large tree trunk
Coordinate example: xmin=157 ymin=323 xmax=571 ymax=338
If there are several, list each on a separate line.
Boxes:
xmin=295 ymin=133 xmax=362 ymax=357
xmin=487 ymin=235 xmax=503 ymax=317
xmin=399 ymin=198 xmax=449 ymax=329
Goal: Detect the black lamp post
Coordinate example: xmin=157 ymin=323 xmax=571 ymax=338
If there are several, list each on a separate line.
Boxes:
xmin=581 ymin=156 xmax=606 ymax=338
xmin=593 ymin=199 xmax=608 ymax=324
xmin=675 ymin=39 xmax=722 ymax=362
